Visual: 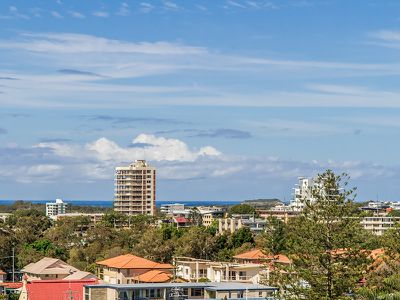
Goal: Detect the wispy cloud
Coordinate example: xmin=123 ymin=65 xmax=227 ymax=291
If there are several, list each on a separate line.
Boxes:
xmin=188 ymin=128 xmax=252 ymax=139
xmin=83 ymin=115 xmax=185 ymax=125
xmin=369 ymin=30 xmax=400 ymax=49
xmin=50 ymin=11 xmax=63 ymax=18
xmin=58 ymin=69 xmax=106 ymax=78
xmin=116 ymin=2 xmax=130 ymax=16
xmin=68 ymin=11 xmax=85 ymax=18
xmin=140 ymin=2 xmax=155 ymax=13
xmin=93 ymin=11 xmax=109 ymax=18
xmin=0 ymin=128 xmax=7 ymax=135
xmin=0 ymin=6 xmax=30 ymax=20
xmin=0 ymin=32 xmax=206 ymax=55
xmin=163 ymin=1 xmax=181 ymax=11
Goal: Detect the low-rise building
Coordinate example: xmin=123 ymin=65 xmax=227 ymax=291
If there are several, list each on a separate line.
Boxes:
xmin=201 ymin=211 xmax=224 ymax=227
xmin=218 ymin=216 xmax=266 ymax=234
xmin=84 ymin=282 xmax=278 ymax=300
xmin=96 ymin=254 xmax=174 ymax=284
xmin=160 ymin=203 xmax=186 ymax=214
xmin=51 ymin=212 xmax=104 ymax=227
xmin=361 ymin=215 xmax=400 ymax=236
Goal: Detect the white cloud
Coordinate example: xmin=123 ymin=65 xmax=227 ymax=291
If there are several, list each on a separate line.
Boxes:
xmin=140 ymin=2 xmax=155 ymax=13
xmin=369 ymin=30 xmax=400 ymax=49
xmin=164 ymin=1 xmax=181 ymax=11
xmin=116 ymin=2 xmax=130 ymax=16
xmin=93 ymin=11 xmax=109 ymax=18
xmin=51 ymin=11 xmax=63 ymax=18
xmin=0 ymin=134 xmax=397 ymax=195
xmin=0 ymin=32 xmax=206 ymax=55
xmin=68 ymin=11 xmax=85 ymax=18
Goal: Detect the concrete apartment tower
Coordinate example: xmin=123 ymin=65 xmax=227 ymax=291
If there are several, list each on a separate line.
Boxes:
xmin=114 ymin=160 xmax=156 ymax=216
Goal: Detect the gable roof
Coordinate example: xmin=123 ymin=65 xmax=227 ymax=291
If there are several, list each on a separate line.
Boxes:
xmin=63 ymin=270 xmax=97 ymax=280
xmin=134 ymin=270 xmax=172 ymax=283
xmin=21 ymin=257 xmax=78 ymax=275
xmin=96 ymin=254 xmax=174 ymax=269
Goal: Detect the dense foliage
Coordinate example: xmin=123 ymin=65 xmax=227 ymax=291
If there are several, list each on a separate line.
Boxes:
xmin=0 ymin=210 xmax=260 ymax=279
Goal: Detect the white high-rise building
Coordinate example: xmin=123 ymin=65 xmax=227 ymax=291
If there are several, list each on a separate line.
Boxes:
xmin=114 ymin=160 xmax=156 ymax=216
xmin=46 ymin=198 xmax=68 ymax=217
xmin=289 ymin=177 xmax=315 ymax=211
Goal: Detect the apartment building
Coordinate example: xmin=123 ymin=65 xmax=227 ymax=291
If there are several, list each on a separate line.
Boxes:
xmin=45 ymin=198 xmax=67 ymax=217
xmin=289 ymin=177 xmax=315 ymax=211
xmin=361 ymin=215 xmax=400 ymax=236
xmin=218 ymin=216 xmax=266 ymax=234
xmin=114 ymin=160 xmax=156 ymax=216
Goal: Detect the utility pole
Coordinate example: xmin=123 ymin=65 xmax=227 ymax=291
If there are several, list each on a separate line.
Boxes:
xmin=12 ymin=247 xmax=15 ymax=283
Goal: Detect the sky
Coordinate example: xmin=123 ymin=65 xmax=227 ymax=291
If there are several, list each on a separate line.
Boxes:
xmin=1 ymin=0 xmax=400 ymax=202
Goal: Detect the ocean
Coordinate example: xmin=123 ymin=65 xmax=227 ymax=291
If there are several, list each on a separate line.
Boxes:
xmin=0 ymin=200 xmax=241 ymax=208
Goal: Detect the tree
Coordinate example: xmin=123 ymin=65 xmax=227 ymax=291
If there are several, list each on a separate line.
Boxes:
xmin=263 ymin=216 xmax=286 ymax=256
xmin=279 ymin=170 xmax=370 ymax=300
xmin=189 ymin=208 xmax=203 ymax=226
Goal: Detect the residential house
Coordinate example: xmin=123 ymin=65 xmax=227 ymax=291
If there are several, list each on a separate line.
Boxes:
xmin=96 ymin=254 xmax=174 ymax=284
xmin=173 ymin=217 xmax=191 ymax=228
xmin=175 ymin=257 xmax=264 ymax=284
xmin=21 ymin=257 xmax=96 ymax=281
xmin=233 ymin=249 xmax=291 ymax=265
xmin=84 ymin=282 xmax=278 ymax=300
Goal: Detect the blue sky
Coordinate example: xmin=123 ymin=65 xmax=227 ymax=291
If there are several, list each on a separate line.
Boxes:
xmin=1 ymin=0 xmax=400 ymax=201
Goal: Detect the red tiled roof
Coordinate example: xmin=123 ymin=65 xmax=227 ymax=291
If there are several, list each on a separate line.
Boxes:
xmin=233 ymin=249 xmax=268 ymax=260
xmin=174 ymin=217 xmax=189 ymax=223
xmin=0 ymin=282 xmax=23 ymax=289
xmin=233 ymin=249 xmax=291 ymax=264
xmin=25 ymin=279 xmax=98 ymax=300
xmin=134 ymin=270 xmax=172 ymax=283
xmin=96 ymin=254 xmax=174 ymax=269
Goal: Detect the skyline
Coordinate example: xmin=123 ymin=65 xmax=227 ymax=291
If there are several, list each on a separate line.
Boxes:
xmin=1 ymin=0 xmax=400 ymax=201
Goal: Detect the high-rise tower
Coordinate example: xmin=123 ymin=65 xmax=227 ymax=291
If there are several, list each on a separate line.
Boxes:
xmin=114 ymin=160 xmax=156 ymax=215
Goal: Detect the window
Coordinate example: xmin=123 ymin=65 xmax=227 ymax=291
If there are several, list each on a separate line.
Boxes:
xmin=239 ymin=271 xmax=247 ymax=280
xmin=190 ymin=288 xmax=204 ymax=297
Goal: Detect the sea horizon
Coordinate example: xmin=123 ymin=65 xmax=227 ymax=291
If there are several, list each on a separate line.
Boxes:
xmin=0 ymin=199 xmax=243 ymax=208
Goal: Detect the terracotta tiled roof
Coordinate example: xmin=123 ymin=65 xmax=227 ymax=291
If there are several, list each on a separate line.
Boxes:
xmin=0 ymin=270 xmax=6 ymax=275
xmin=233 ymin=249 xmax=268 ymax=260
xmin=233 ymin=249 xmax=291 ymax=264
xmin=133 ymin=270 xmax=172 ymax=283
xmin=0 ymin=282 xmax=23 ymax=289
xmin=96 ymin=254 xmax=174 ymax=269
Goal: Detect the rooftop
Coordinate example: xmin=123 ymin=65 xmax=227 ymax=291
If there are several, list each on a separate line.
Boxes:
xmin=21 ymin=257 xmax=78 ymax=275
xmin=96 ymin=254 xmax=174 ymax=270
